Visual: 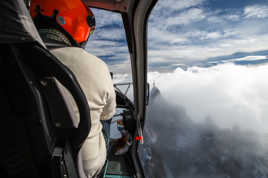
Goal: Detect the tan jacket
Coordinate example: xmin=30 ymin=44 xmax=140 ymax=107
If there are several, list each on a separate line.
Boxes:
xmin=51 ymin=47 xmax=116 ymax=177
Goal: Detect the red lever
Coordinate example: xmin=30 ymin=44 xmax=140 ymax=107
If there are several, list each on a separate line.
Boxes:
xmin=136 ymin=136 xmax=143 ymax=141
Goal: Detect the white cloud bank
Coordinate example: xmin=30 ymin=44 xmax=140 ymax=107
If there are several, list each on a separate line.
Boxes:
xmin=244 ymin=5 xmax=268 ymax=19
xmin=148 ymin=63 xmax=268 ymax=133
xmin=140 ymin=63 xmax=268 ymax=178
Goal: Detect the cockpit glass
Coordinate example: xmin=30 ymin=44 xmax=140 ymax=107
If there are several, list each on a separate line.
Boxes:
xmin=85 ymin=9 xmax=135 ymax=162
xmin=139 ymin=0 xmax=268 ymax=177
xmin=85 ymin=8 xmax=133 ymax=101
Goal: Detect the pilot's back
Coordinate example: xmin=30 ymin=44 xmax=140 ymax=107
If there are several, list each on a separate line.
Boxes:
xmin=51 ymin=47 xmax=116 ymax=177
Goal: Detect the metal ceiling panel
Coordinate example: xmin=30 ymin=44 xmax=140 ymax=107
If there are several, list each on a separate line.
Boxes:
xmin=83 ymin=0 xmax=130 ymax=12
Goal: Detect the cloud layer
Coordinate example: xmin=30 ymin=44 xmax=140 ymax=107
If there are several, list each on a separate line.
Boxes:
xmin=148 ymin=63 xmax=268 ymax=132
xmin=138 ymin=63 xmax=268 ymax=177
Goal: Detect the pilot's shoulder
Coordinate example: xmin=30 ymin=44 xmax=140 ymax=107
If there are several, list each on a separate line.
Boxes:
xmin=51 ymin=47 xmax=108 ymax=69
xmin=79 ymin=48 xmax=107 ymax=66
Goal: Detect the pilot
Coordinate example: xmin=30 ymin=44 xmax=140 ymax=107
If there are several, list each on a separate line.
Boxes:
xmin=29 ymin=0 xmax=116 ymax=177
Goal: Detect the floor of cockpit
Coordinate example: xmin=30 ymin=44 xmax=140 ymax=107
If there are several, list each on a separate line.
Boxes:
xmin=102 ymin=142 xmax=132 ymax=178
xmin=101 ymin=115 xmax=133 ymax=178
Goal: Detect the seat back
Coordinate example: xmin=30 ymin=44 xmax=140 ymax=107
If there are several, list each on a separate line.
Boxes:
xmin=0 ymin=43 xmax=91 ymax=178
xmin=0 ymin=44 xmax=44 ymax=178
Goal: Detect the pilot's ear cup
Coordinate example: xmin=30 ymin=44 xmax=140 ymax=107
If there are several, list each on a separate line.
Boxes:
xmin=87 ymin=15 xmax=95 ymax=27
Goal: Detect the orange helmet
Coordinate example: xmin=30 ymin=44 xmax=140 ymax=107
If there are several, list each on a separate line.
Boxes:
xmin=30 ymin=0 xmax=95 ymax=44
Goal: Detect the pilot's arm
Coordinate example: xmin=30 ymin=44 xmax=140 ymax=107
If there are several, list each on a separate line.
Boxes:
xmin=100 ymin=77 xmax=116 ymax=120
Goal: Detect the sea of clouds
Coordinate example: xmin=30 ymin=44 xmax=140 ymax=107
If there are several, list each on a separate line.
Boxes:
xmin=136 ymin=63 xmax=268 ymax=178
xmin=147 ymin=63 xmax=268 ymax=133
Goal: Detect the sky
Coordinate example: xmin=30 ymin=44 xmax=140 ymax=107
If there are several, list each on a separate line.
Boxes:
xmin=85 ymin=8 xmax=130 ymax=73
xmin=86 ymin=0 xmax=268 ymax=73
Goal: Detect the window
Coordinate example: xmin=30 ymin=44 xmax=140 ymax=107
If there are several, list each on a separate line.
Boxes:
xmin=139 ymin=0 xmax=268 ymax=177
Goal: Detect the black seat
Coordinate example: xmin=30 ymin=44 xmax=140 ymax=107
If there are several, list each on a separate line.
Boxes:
xmin=0 ymin=43 xmax=91 ymax=178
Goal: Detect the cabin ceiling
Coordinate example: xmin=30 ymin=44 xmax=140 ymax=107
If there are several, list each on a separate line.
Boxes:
xmin=83 ymin=0 xmax=130 ymax=12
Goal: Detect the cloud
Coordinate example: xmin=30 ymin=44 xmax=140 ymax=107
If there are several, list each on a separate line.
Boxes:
xmin=187 ymin=31 xmax=222 ymax=40
xmin=205 ymin=32 xmax=221 ymax=39
xmin=148 ymin=63 xmax=268 ymax=132
xmin=85 ymin=0 xmax=268 ymax=72
xmin=116 ymin=63 xmax=268 ymax=133
xmin=146 ymin=1 xmax=268 ymax=71
xmin=148 ymin=28 xmax=189 ymax=45
xmin=109 ymin=60 xmax=132 ymax=74
xmin=147 ymin=16 xmax=268 ymax=69
xmin=166 ymin=8 xmax=206 ymax=26
xmin=91 ymin=9 xmax=122 ymax=28
xmin=157 ymin=0 xmax=204 ymax=11
xmin=148 ymin=33 xmax=268 ymax=67
xmin=226 ymin=55 xmax=267 ymax=63
xmin=85 ymin=8 xmax=130 ymax=72
xmin=113 ymin=73 xmax=131 ymax=83
xmin=138 ymin=63 xmax=268 ymax=178
xmin=86 ymin=39 xmax=129 ymax=62
xmin=224 ymin=14 xmax=240 ymax=21
xmin=93 ymin=27 xmax=125 ymax=41
xmin=244 ymin=5 xmax=268 ymax=19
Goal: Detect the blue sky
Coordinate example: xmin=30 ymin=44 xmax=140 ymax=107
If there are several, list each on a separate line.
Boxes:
xmin=86 ymin=0 xmax=268 ymax=73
